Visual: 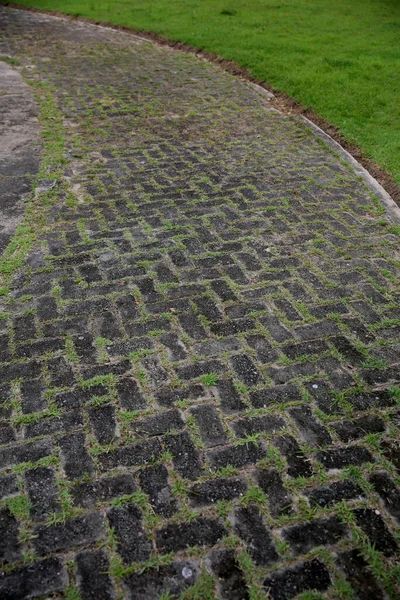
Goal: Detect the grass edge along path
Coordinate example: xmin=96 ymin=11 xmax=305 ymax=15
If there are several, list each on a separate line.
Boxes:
xmin=3 ymin=0 xmax=400 ymax=205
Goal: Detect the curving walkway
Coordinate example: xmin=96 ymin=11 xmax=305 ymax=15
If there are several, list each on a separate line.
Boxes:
xmin=0 ymin=7 xmax=400 ymax=600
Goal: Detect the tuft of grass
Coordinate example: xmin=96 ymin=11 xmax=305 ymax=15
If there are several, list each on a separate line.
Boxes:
xmin=199 ymin=373 xmax=218 ymax=386
xmin=0 ymin=55 xmax=21 ymax=66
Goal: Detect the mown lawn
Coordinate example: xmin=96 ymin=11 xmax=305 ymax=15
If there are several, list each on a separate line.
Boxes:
xmin=11 ymin=0 xmax=400 ymax=185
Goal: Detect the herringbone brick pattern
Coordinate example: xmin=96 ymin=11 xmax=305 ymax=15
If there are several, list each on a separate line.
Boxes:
xmin=0 ymin=7 xmax=399 ymax=599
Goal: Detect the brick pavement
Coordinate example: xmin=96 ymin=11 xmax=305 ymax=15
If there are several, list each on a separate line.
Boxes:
xmin=0 ymin=7 xmax=400 ymax=600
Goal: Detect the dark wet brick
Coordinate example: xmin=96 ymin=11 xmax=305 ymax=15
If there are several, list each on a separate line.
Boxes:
xmin=34 ymin=513 xmax=106 ymax=555
xmin=250 ymin=384 xmax=301 ymax=408
xmin=283 ymin=516 xmax=347 ymax=555
xmin=208 ymin=442 xmax=265 ymax=471
xmin=0 ymin=474 xmax=18 ymax=500
xmin=210 ymin=318 xmax=256 ymax=336
xmin=59 ymin=432 xmax=94 ymax=480
xmin=0 ymin=508 xmax=21 ymax=564
xmin=256 ymin=469 xmax=292 ymax=517
xmin=0 ymin=422 xmax=16 ymax=444
xmin=288 ymin=405 xmax=332 ymax=447
xmin=25 ymin=467 xmax=60 ymax=520
xmin=317 ymin=446 xmax=374 ymax=470
xmin=209 ymin=548 xmax=249 ymax=600
xmin=88 ymin=404 xmax=117 ymax=444
xmin=295 ymin=320 xmax=340 ymax=340
xmin=117 ymin=377 xmax=146 ymax=410
xmin=189 ymin=477 xmax=247 ymax=506
xmin=175 ymin=359 xmax=226 ymax=381
xmin=132 ymin=409 xmax=184 ymax=437
xmin=194 ymin=296 xmax=223 ymax=322
xmin=0 ymin=438 xmax=52 ymax=469
xmin=233 ymin=505 xmax=278 ymax=565
xmin=72 ymin=473 xmax=136 ymax=508
xmin=155 ymin=383 xmax=205 ymax=407
xmin=76 ymin=549 xmax=115 ymax=600
xmin=138 ymin=464 xmax=177 ymax=517
xmin=347 ymin=389 xmax=396 ymax=412
xmin=0 ymin=557 xmax=68 ymax=600
xmin=274 ymin=298 xmax=303 ymax=322
xmin=259 ymin=316 xmax=293 ymax=342
xmin=179 ymin=313 xmax=206 ymax=340
xmin=55 ymin=385 xmax=107 ymax=410
xmin=264 ymin=558 xmax=331 ymax=600
xmin=233 ymin=414 xmax=286 ymax=438
xmin=156 ymin=517 xmax=227 ymax=553
xmin=230 ymin=354 xmax=262 ymax=386
xmin=330 ymin=335 xmax=364 ymax=365
xmin=108 ymin=503 xmax=152 ymax=563
xmin=246 ymin=334 xmax=278 ymax=363
xmin=211 ymin=279 xmax=237 ymax=301
xmin=159 ymin=332 xmax=187 ymax=361
xmin=336 ymin=549 xmax=385 ymax=600
xmin=369 ymin=472 xmax=400 ymax=521
xmin=47 ymin=356 xmax=75 ymax=387
xmin=165 ymin=432 xmax=203 ymax=480
xmin=190 ymin=404 xmax=227 ymax=447
xmin=283 ymin=339 xmax=328 ymax=360
xmin=25 ymin=410 xmax=83 ymax=438
xmin=332 ymin=414 xmax=385 ymax=442
xmin=307 ymin=479 xmax=364 ymax=507
xmin=124 ymin=561 xmax=198 ymax=599
xmin=273 ymin=435 xmax=313 ymax=478
xmin=353 ymin=508 xmax=398 ymax=556
xmin=216 ymin=379 xmax=247 ymax=412
xmin=98 ymin=438 xmax=162 ymax=471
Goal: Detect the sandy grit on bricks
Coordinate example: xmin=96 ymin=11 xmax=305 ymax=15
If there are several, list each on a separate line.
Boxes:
xmin=0 ymin=6 xmax=400 ymax=600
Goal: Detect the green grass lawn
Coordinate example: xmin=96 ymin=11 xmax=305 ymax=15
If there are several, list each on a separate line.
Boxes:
xmin=10 ymin=0 xmax=400 ymax=185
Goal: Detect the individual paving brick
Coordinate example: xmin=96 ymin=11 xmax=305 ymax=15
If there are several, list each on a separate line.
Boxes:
xmin=15 ymin=338 xmax=66 ymax=360
xmin=124 ymin=560 xmax=199 ymax=599
xmin=331 ymin=415 xmax=386 ymax=442
xmin=0 ymin=507 xmax=21 ymax=564
xmin=165 ymin=432 xmax=203 ymax=480
xmin=156 ymin=517 xmax=227 ymax=553
xmin=348 ymin=389 xmax=396 ymax=412
xmin=232 ymin=414 xmax=286 ymax=438
xmin=353 ymin=508 xmax=398 ymax=556
xmin=115 ymin=295 xmax=139 ymax=321
xmin=194 ymin=295 xmax=223 ymax=322
xmin=208 ymin=548 xmax=249 ymax=600
xmin=88 ymin=404 xmax=118 ymax=444
xmin=73 ymin=333 xmax=97 ymax=364
xmin=0 ymin=359 xmax=42 ymax=384
xmin=136 ymin=277 xmax=162 ymax=303
xmin=0 ymin=438 xmax=52 ymax=469
xmin=259 ymin=316 xmax=293 ymax=342
xmin=256 ymin=468 xmax=292 ymax=517
xmin=13 ymin=314 xmax=36 ymax=342
xmin=175 ymin=359 xmax=226 ymax=381
xmin=55 ymin=385 xmax=107 ymax=410
xmin=71 ymin=473 xmax=136 ymax=509
xmin=178 ymin=313 xmax=207 ymax=340
xmin=336 ymin=549 xmax=385 ymax=600
xmin=141 ymin=355 xmax=170 ymax=387
xmin=273 ymin=435 xmax=313 ymax=478
xmin=132 ymin=409 xmax=184 ymax=437
xmin=350 ymin=300 xmax=380 ymax=324
xmin=25 ymin=410 xmax=83 ymax=438
xmin=138 ymin=464 xmax=177 ymax=517
xmin=236 ymin=252 xmax=262 ymax=271
xmin=282 ymin=516 xmax=347 ymax=555
xmin=190 ymin=404 xmax=227 ymax=447
xmin=109 ymin=338 xmax=154 ymax=357
xmin=117 ymin=377 xmax=146 ymax=410
xmin=0 ymin=422 xmax=16 ymax=444
xmin=233 ymin=505 xmax=278 ymax=565
xmin=159 ymin=332 xmax=187 ymax=361
xmin=210 ymin=279 xmax=237 ymax=302
xmin=230 ymin=354 xmax=262 ymax=386
xmin=0 ymin=474 xmax=18 ymax=500
xmin=107 ymin=503 xmax=152 ymax=564
xmin=36 ymin=296 xmax=59 ymax=321
xmin=208 ymin=441 xmax=266 ymax=471
xmin=75 ymin=549 xmax=115 ymax=600
xmin=317 ymin=446 xmax=374 ymax=471
xmin=379 ymin=438 xmax=400 ymax=472
xmin=263 ymin=558 xmax=331 ymax=600
xmin=210 ymin=318 xmax=256 ymax=337
xmin=98 ymin=311 xmax=121 ymax=338
xmin=288 ymin=405 xmax=332 ymax=447
xmin=294 ymin=320 xmax=340 ymax=340
xmin=97 ymin=438 xmax=162 ymax=471
xmin=274 ymin=298 xmax=303 ymax=322
xmin=250 ymin=384 xmax=301 ymax=408
xmin=216 ymin=379 xmax=247 ymax=412
xmin=307 ymin=479 xmax=364 ymax=507
xmin=80 ymin=359 xmax=131 ymax=382
xmin=330 ymin=335 xmax=364 ymax=366
xmin=59 ymin=432 xmax=94 ymax=479
xmin=189 ymin=477 xmax=247 ymax=506
xmin=156 ymin=383 xmax=206 ymax=407
xmin=126 ymin=317 xmax=171 ymax=338
xmin=369 ymin=472 xmax=400 ymax=521
xmin=34 ymin=513 xmax=106 ymax=556
xmin=282 ymin=339 xmax=328 ymax=360
xmin=47 ymin=356 xmax=75 ymax=387
xmin=342 ymin=316 xmax=376 ymax=343
xmin=194 ymin=337 xmax=241 ymax=357
xmin=25 ymin=467 xmax=60 ymax=520
xmin=267 ymin=362 xmax=317 ymax=385
xmin=304 ymin=380 xmax=343 ymax=415
xmin=0 ymin=557 xmax=68 ymax=599
xmin=225 ymin=301 xmax=267 ymax=320
xmin=79 ymin=263 xmax=102 ymax=283
xmin=246 ymin=334 xmax=278 ymax=364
